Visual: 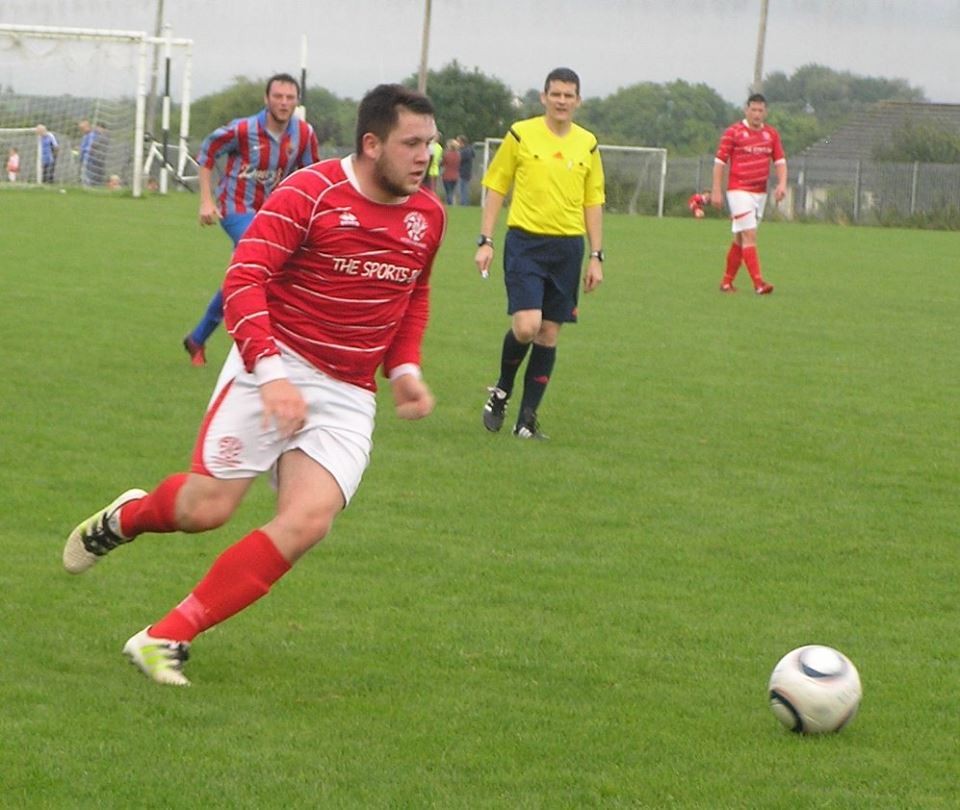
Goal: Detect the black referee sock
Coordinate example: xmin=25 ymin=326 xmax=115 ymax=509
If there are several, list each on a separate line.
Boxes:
xmin=496 ymin=329 xmax=531 ymax=397
xmin=520 ymin=343 xmax=556 ymax=416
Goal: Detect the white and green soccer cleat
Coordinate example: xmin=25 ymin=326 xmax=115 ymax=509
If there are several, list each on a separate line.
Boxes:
xmin=63 ymin=488 xmax=147 ymax=574
xmin=122 ymin=628 xmax=191 ymax=687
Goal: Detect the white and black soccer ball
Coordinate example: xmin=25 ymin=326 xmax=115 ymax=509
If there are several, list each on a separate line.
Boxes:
xmin=768 ymin=645 xmax=862 ymax=734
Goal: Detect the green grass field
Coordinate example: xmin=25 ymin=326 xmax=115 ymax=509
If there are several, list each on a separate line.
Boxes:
xmin=1 ymin=188 xmax=957 ymax=808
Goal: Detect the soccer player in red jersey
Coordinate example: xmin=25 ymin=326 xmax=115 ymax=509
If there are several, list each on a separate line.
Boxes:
xmin=711 ymin=93 xmax=786 ymax=294
xmin=688 ymin=190 xmax=710 ymax=218
xmin=63 ymin=84 xmax=445 ymax=686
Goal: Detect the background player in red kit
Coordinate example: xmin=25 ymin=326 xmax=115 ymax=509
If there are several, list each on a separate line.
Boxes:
xmin=711 ymin=93 xmax=786 ymax=294
xmin=688 ymin=190 xmax=710 ymax=218
xmin=63 ymin=84 xmax=445 ymax=686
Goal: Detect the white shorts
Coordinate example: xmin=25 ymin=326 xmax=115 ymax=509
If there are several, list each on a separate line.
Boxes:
xmin=726 ymin=190 xmax=767 ymax=233
xmin=191 ymin=344 xmax=376 ymax=504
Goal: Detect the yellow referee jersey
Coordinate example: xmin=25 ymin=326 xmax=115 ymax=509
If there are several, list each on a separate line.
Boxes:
xmin=482 ymin=116 xmax=605 ymax=236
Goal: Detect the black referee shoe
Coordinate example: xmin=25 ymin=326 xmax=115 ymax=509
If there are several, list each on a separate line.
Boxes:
xmin=513 ymin=408 xmax=549 ymax=440
xmin=483 ymin=386 xmax=509 ymax=432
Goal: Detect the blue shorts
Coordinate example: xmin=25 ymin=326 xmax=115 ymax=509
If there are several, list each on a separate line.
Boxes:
xmin=503 ymin=228 xmax=584 ymax=323
xmin=221 ymin=212 xmax=256 ymax=246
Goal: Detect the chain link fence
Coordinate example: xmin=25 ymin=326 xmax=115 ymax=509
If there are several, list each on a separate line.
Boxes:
xmin=666 ymin=155 xmax=960 ymax=224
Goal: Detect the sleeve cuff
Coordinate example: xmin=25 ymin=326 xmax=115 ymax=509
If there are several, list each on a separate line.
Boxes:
xmin=253 ymin=354 xmax=287 ymax=385
xmin=388 ymin=363 xmax=423 ymax=381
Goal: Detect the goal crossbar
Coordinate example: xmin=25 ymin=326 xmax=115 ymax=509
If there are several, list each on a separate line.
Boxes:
xmin=0 ymin=23 xmax=194 ymax=196
xmin=481 ymin=138 xmax=668 ymax=217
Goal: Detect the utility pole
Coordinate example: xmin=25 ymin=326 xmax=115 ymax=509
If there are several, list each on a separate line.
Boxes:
xmin=752 ymin=0 xmax=769 ymax=94
xmin=417 ymin=0 xmax=431 ymax=93
xmin=146 ymin=0 xmax=165 ymax=137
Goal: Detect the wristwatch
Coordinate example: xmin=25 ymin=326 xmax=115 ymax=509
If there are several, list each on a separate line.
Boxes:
xmin=477 ymin=235 xmax=494 ymax=248
xmin=590 ymin=249 xmax=604 ymax=262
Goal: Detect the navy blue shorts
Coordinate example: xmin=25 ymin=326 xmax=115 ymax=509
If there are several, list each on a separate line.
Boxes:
xmin=503 ymin=228 xmax=584 ymax=323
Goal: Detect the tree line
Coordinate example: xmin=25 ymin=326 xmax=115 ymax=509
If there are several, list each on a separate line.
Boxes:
xmin=184 ymin=62 xmax=958 ymax=163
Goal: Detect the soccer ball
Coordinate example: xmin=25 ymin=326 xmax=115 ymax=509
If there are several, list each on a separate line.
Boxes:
xmin=768 ymin=645 xmax=862 ymax=734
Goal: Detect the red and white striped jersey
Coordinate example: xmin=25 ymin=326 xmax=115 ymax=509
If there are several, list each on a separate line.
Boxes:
xmin=715 ymin=121 xmax=785 ymax=194
xmin=222 ymin=156 xmax=447 ymax=391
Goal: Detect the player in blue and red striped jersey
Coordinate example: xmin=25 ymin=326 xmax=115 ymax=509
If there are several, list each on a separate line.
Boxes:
xmin=64 ymin=84 xmax=444 ymax=686
xmin=711 ymin=93 xmax=786 ymax=295
xmin=183 ymin=73 xmax=320 ymax=365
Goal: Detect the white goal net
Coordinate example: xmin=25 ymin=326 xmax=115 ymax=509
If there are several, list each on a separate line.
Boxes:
xmin=0 ymin=23 xmax=194 ymax=196
xmin=481 ymin=138 xmax=668 ymax=216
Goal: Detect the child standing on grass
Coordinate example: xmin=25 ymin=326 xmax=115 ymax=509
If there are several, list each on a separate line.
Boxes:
xmin=6 ymin=146 xmax=19 ymax=182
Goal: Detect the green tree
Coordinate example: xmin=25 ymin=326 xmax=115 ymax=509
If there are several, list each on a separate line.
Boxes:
xmin=406 ymin=61 xmax=515 ymax=142
xmin=763 ymin=64 xmax=925 ymax=129
xmin=874 ymin=122 xmax=960 ymax=163
xmin=185 ymin=76 xmax=356 ymax=150
xmin=578 ymin=80 xmax=738 ymax=155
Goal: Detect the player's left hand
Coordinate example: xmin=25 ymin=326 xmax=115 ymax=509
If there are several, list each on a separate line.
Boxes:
xmin=774 ymin=186 xmax=787 ymax=203
xmin=391 ymin=374 xmax=435 ymax=420
xmin=584 ymin=260 xmax=603 ymax=293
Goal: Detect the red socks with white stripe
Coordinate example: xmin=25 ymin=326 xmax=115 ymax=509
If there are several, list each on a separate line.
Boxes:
xmin=149 ymin=530 xmax=292 ymax=643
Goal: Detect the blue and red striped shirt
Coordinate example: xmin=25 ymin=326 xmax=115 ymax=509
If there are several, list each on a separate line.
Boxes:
xmin=197 ymin=109 xmax=320 ymax=217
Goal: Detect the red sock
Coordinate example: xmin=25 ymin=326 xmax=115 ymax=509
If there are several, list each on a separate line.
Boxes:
xmin=149 ymin=530 xmax=292 ymax=642
xmin=117 ymin=473 xmax=188 ymax=538
xmin=742 ymin=246 xmax=764 ymax=288
xmin=722 ymin=242 xmax=742 ymax=284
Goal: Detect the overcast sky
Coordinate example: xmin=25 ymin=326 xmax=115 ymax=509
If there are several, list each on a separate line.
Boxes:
xmin=1 ymin=0 xmax=959 ymax=105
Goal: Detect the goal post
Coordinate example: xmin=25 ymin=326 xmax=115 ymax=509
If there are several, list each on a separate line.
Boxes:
xmin=481 ymin=138 xmax=668 ymax=216
xmin=0 ymin=126 xmax=40 ymax=183
xmin=0 ymin=23 xmax=194 ymax=197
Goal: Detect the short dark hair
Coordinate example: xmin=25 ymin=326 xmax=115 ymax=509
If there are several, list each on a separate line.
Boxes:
xmin=355 ymin=84 xmax=435 ymax=155
xmin=265 ymin=73 xmax=300 ymax=98
xmin=747 ymin=92 xmax=767 ymax=105
xmin=544 ymin=67 xmax=581 ymax=95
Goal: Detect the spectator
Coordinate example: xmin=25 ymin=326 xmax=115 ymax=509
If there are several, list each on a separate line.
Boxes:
xmin=441 ymin=137 xmax=461 ymax=204
xmin=457 ymin=134 xmax=475 ymax=205
xmin=424 ymin=133 xmax=442 ymax=193
xmin=78 ymin=120 xmax=107 ymax=186
xmin=37 ymin=125 xmax=58 ymax=184
xmin=6 ymin=146 xmax=19 ymax=182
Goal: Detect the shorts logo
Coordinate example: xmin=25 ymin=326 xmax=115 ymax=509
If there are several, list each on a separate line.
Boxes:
xmin=404 ymin=211 xmax=427 ymax=242
xmin=213 ymin=436 xmax=244 ymax=468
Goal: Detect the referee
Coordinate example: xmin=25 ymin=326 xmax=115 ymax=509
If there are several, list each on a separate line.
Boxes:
xmin=475 ymin=67 xmax=606 ymax=439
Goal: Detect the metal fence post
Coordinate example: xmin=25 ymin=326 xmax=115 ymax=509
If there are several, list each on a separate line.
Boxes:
xmin=854 ymin=160 xmax=862 ymax=223
xmin=911 ymin=161 xmax=919 ymax=215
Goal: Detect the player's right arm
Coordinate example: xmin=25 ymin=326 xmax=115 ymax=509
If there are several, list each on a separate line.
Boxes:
xmin=711 ymin=127 xmax=733 ymax=208
xmin=198 ymin=166 xmax=219 ymax=225
xmin=710 ymin=162 xmax=725 ymax=209
xmin=196 ymin=121 xmax=238 ymax=225
xmin=474 ymin=189 xmax=505 ymax=276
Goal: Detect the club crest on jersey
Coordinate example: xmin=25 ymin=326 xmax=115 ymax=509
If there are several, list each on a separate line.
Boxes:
xmin=404 ymin=211 xmax=428 ymax=243
xmin=213 ymin=436 xmax=244 ymax=468
xmin=339 ymin=212 xmax=360 ymax=228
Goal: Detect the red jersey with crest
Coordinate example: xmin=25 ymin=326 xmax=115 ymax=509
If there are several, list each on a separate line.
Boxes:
xmin=222 ymin=156 xmax=447 ymax=391
xmin=714 ymin=121 xmax=785 ymax=194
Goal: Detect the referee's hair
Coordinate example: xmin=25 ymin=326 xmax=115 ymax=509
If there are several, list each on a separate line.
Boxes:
xmin=355 ymin=84 xmax=435 ymax=155
xmin=544 ymin=67 xmax=581 ymax=95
